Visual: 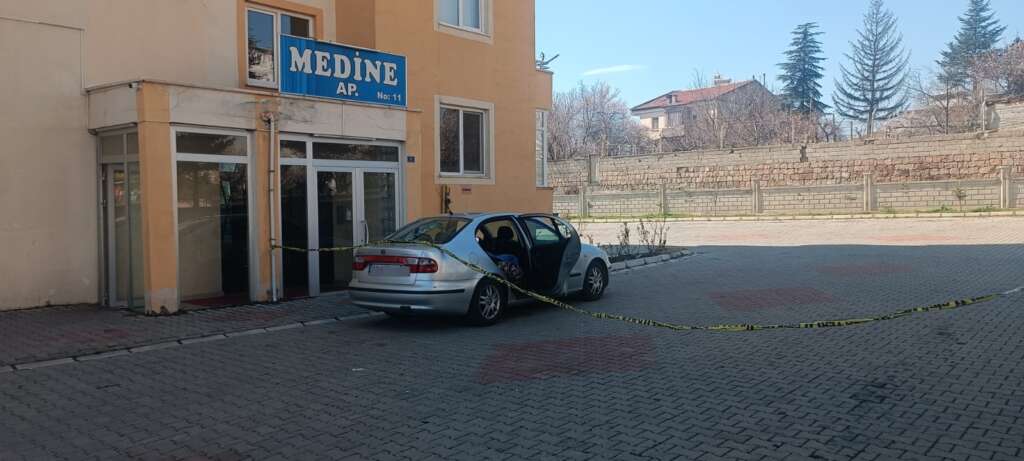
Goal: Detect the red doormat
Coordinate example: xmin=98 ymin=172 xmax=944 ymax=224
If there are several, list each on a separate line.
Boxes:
xmin=708 ymin=287 xmax=834 ymax=311
xmin=478 ymin=334 xmax=655 ymax=384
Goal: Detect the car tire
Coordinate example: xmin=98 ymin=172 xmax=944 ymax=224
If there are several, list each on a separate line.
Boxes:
xmin=581 ymin=261 xmax=608 ymax=301
xmin=466 ymin=278 xmax=506 ymax=326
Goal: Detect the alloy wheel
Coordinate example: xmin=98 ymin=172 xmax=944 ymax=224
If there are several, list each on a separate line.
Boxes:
xmin=478 ymin=284 xmax=502 ymax=320
xmin=588 ymin=265 xmax=605 ymax=295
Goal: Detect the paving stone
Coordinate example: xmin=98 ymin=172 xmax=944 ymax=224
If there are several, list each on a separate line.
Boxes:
xmin=2 ymin=218 xmax=1024 ymax=459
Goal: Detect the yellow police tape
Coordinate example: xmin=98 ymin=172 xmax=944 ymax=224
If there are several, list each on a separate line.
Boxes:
xmin=273 ymin=240 xmax=1021 ymax=332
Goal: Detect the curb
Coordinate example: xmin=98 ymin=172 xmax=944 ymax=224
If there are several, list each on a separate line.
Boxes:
xmin=2 ymin=311 xmax=385 ymax=374
xmin=609 ymin=250 xmax=691 ymax=273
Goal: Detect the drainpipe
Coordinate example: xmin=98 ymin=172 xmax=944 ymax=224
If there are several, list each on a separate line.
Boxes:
xmin=267 ymin=112 xmax=279 ymax=303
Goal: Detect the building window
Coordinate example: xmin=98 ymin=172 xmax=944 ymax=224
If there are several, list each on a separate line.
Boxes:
xmin=650 ymin=117 xmax=660 ymax=130
xmin=536 ymin=110 xmax=548 ymax=187
xmin=440 ymin=106 xmax=485 ymax=175
xmin=436 ymin=96 xmax=494 ymax=183
xmin=668 ymin=111 xmax=683 ymax=127
xmin=439 ymin=0 xmax=483 ymax=31
xmin=246 ymin=6 xmax=314 ymax=88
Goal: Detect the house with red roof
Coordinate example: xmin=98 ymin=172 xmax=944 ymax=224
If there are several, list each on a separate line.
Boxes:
xmin=630 ymin=75 xmax=778 ymax=145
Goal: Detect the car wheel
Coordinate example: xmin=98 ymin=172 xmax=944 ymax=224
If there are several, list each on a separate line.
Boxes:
xmin=581 ymin=261 xmax=608 ymax=301
xmin=466 ymin=278 xmax=506 ymax=326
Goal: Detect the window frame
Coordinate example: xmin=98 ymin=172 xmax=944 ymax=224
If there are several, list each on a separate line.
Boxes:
xmin=170 ymin=126 xmax=258 ymax=304
xmin=244 ymin=4 xmax=316 ymax=89
xmin=435 ymin=96 xmax=495 ymax=184
xmin=435 ymin=0 xmax=492 ymax=43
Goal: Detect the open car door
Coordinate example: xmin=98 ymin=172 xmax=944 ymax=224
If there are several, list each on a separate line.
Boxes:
xmin=520 ymin=214 xmax=581 ymax=296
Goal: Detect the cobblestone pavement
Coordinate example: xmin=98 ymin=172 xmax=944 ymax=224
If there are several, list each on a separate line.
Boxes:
xmin=0 ymin=294 xmax=365 ymax=367
xmin=2 ymin=218 xmax=1024 ymax=460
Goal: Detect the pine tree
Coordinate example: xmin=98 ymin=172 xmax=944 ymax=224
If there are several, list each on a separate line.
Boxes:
xmin=938 ymin=0 xmax=1006 ymax=88
xmin=778 ymin=23 xmax=827 ymax=114
xmin=833 ymin=0 xmax=910 ymax=135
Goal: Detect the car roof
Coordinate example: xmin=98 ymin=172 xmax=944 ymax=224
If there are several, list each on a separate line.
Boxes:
xmin=426 ymin=212 xmax=556 ymax=221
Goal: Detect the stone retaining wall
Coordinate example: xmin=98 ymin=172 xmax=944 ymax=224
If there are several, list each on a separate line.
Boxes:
xmin=549 ymin=131 xmax=1024 ymax=194
xmin=666 ymin=189 xmax=752 ymax=216
xmin=762 ymin=184 xmax=863 ymax=214
xmin=554 ymin=171 xmax=1018 ymax=217
xmin=876 ymin=180 xmax=1000 ymax=212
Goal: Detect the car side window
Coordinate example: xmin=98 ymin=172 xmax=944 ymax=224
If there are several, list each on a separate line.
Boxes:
xmin=524 ymin=217 xmax=561 ymax=246
xmin=477 ymin=218 xmax=523 ymax=255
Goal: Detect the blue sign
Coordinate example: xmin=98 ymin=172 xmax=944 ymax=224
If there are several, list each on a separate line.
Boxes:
xmin=279 ymin=35 xmax=406 ymax=107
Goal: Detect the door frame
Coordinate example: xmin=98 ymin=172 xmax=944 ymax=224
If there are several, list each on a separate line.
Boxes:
xmin=279 ymin=134 xmax=405 ymax=297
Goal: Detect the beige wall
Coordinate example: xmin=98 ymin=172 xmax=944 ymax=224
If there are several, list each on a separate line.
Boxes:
xmin=0 ymin=12 xmax=96 ymax=310
xmin=0 ymin=0 xmax=552 ymax=310
xmin=365 ymin=0 xmax=554 ymax=216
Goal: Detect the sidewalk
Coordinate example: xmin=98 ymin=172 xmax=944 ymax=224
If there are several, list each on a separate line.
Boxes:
xmin=0 ymin=294 xmax=369 ymax=368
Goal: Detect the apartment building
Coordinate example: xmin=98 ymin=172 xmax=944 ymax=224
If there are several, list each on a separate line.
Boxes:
xmin=0 ymin=0 xmax=553 ymax=313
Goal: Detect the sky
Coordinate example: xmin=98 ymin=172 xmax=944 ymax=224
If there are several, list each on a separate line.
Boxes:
xmin=536 ymin=0 xmax=1024 ymax=109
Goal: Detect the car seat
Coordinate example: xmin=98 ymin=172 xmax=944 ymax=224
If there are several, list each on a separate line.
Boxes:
xmin=494 ymin=226 xmax=519 ymax=255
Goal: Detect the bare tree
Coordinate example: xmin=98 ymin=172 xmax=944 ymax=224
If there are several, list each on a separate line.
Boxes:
xmin=903 ymin=69 xmax=976 ymax=134
xmin=548 ymin=81 xmax=654 ymax=160
xmin=971 ymin=38 xmax=1024 ymax=97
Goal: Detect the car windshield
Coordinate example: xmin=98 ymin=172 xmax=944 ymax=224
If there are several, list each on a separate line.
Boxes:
xmin=388 ymin=217 xmax=471 ymax=244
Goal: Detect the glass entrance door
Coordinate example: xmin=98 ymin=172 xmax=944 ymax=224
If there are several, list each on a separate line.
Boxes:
xmin=280 ymin=165 xmax=310 ymax=298
xmin=278 ymin=138 xmax=401 ymax=297
xmin=362 ymin=170 xmax=399 ymax=243
xmin=281 ymin=166 xmax=400 ymax=296
xmin=317 ymin=169 xmax=356 ymax=292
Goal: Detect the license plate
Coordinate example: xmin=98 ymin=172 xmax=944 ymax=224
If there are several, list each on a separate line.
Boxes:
xmin=369 ymin=264 xmax=410 ymax=277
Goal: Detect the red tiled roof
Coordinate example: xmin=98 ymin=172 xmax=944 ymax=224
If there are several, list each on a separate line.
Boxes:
xmin=631 ymin=80 xmax=753 ymax=112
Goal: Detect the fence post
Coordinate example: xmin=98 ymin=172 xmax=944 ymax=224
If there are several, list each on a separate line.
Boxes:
xmin=659 ymin=183 xmax=668 ymax=216
xmin=751 ymin=180 xmax=762 ymax=214
xmin=863 ymin=173 xmax=876 ymax=212
xmin=580 ymin=185 xmax=590 ymax=218
xmin=998 ymin=166 xmax=1011 ymax=209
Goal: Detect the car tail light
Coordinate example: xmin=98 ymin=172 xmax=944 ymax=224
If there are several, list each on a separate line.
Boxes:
xmin=352 ymin=255 xmax=438 ymax=274
xmin=411 ymin=258 xmax=438 ymax=274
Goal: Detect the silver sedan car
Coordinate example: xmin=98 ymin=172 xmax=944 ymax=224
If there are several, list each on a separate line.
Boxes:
xmin=349 ymin=213 xmax=611 ymax=325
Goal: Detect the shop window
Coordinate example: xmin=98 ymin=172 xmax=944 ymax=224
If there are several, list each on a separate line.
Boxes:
xmin=280 ymin=140 xmax=307 ymax=159
xmin=176 ymin=132 xmax=248 ymax=156
xmin=439 ymin=101 xmax=491 ymax=178
xmin=246 ymin=6 xmax=314 ymax=88
xmin=536 ymin=110 xmax=548 ymax=187
xmin=174 ymin=129 xmax=251 ymax=308
xmin=313 ymin=142 xmax=399 ymax=162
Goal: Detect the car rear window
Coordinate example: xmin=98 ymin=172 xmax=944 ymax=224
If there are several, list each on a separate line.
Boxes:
xmin=388 ymin=217 xmax=471 ymax=244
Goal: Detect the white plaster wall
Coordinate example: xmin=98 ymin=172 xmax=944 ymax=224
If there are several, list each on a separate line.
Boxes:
xmin=0 ymin=15 xmax=97 ymax=309
xmin=167 ymin=86 xmax=406 ymax=140
xmin=88 ymin=85 xmax=138 ymax=129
